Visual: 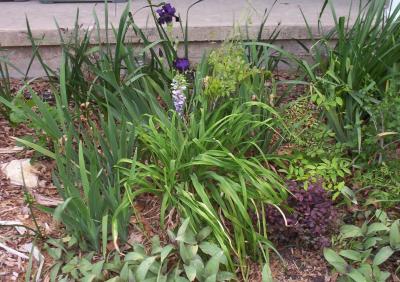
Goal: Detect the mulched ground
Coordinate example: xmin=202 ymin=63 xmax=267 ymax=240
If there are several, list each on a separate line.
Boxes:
xmin=0 ymin=115 xmax=58 ymax=281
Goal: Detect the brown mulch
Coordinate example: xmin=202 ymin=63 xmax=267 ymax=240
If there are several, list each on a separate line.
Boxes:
xmin=271 ymin=248 xmax=331 ymax=282
xmin=0 ymin=115 xmax=60 ymax=281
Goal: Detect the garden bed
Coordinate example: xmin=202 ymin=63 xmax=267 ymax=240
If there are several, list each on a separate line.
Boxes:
xmin=0 ymin=1 xmax=400 ymax=281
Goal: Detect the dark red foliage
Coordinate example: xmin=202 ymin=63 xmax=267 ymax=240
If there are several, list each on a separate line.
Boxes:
xmin=266 ymin=181 xmax=337 ymax=249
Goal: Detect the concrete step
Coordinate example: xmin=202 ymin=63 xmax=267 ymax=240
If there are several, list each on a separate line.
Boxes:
xmin=0 ymin=0 xmax=362 ymax=77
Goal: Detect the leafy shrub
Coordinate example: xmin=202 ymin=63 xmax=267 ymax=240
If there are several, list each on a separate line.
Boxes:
xmin=204 ymin=43 xmax=265 ymax=98
xmin=285 ymin=154 xmax=352 ymax=200
xmin=46 ymin=219 xmax=235 ymax=281
xmin=266 ymin=181 xmax=337 ymax=249
xmin=324 ymin=209 xmax=400 ymax=281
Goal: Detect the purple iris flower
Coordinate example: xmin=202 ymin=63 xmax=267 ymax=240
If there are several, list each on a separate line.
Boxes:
xmin=174 ymin=58 xmax=190 ymax=72
xmin=156 ymin=3 xmax=179 ymax=25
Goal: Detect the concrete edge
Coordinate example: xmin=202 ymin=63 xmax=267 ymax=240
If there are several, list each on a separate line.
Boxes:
xmin=0 ymin=25 xmax=331 ymax=47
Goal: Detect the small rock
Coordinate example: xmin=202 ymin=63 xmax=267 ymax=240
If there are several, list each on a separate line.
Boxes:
xmin=0 ymin=159 xmax=39 ymax=189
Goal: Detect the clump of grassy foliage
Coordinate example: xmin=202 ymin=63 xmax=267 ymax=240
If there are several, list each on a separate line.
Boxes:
xmin=301 ymin=0 xmax=400 ymax=154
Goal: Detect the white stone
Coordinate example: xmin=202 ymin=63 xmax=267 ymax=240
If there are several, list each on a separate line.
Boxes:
xmin=0 ymin=159 xmax=39 ymax=189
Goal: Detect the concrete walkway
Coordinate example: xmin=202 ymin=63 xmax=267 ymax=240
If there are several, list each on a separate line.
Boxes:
xmin=0 ymin=0 xmax=361 ymax=45
xmin=0 ymin=0 xmax=361 ymax=76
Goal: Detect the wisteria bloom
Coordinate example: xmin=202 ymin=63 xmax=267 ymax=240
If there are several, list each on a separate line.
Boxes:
xmin=173 ymin=58 xmax=190 ymax=72
xmin=157 ymin=3 xmax=179 ymax=25
xmin=171 ymin=74 xmax=188 ymax=117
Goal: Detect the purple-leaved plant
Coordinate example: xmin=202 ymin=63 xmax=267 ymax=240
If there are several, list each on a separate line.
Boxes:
xmin=266 ymin=181 xmax=337 ymax=249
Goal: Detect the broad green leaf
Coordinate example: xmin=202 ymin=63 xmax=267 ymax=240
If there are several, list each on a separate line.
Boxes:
xmin=125 ymin=252 xmax=145 ymax=262
xmin=136 ymin=256 xmax=157 ymax=281
xmin=373 ymin=246 xmax=394 ymax=266
xmin=340 ymin=225 xmax=364 ymax=239
xmin=204 ymin=251 xmax=223 ymax=277
xmin=204 ymin=274 xmax=217 ymax=282
xmin=375 ymin=210 xmax=388 ymax=224
xmin=339 ymin=250 xmax=362 ymax=261
xmin=47 ymin=248 xmax=62 ymax=260
xmin=367 ymin=223 xmax=389 ymax=235
xmin=364 ymin=237 xmax=379 ymax=249
xmin=216 ymin=271 xmax=236 ymax=281
xmin=179 ymin=242 xmax=198 ymax=264
xmin=151 ymin=236 xmax=162 ymax=255
xmin=323 ymin=248 xmax=348 ymax=274
xmin=184 ymin=264 xmax=196 ymax=281
xmin=358 ymin=263 xmax=372 ymax=278
xmin=347 ymin=270 xmax=367 ymax=282
xmin=199 ymin=242 xmax=221 ymax=256
xmin=176 ymin=219 xmax=196 ymax=244
xmin=196 ymin=226 xmax=212 ymax=242
xmin=160 ymin=245 xmax=174 ymax=262
xmin=389 ymin=220 xmax=400 ymax=250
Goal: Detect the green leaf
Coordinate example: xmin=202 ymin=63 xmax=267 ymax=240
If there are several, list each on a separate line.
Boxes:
xmin=54 ymin=198 xmax=73 ymax=222
xmin=176 ymin=218 xmax=196 ymax=244
xmin=364 ymin=237 xmax=379 ymax=249
xmin=199 ymin=242 xmax=221 ymax=257
xmin=367 ymin=223 xmax=389 ymax=235
xmin=204 ymin=274 xmax=217 ymax=282
xmin=358 ymin=263 xmax=372 ymax=278
xmin=335 ymin=96 xmax=343 ymax=106
xmin=119 ymin=263 xmax=130 ymax=281
xmin=151 ymin=235 xmax=162 ymax=255
xmin=339 ymin=250 xmax=362 ymax=261
xmin=375 ymin=210 xmax=388 ymax=224
xmin=204 ymin=251 xmax=223 ymax=277
xmin=372 ymin=265 xmax=391 ymax=282
xmin=47 ymin=247 xmax=62 ymax=260
xmin=184 ymin=264 xmax=197 ymax=281
xmin=125 ymin=251 xmax=145 ymax=262
xmin=389 ymin=220 xmax=400 ymax=250
xmin=160 ymin=245 xmax=174 ymax=262
xmin=78 ymin=142 xmax=90 ymax=198
xmin=261 ymin=263 xmax=273 ymax=282
xmin=91 ymin=260 xmax=105 ymax=277
xmin=179 ymin=242 xmax=198 ymax=264
xmin=216 ymin=271 xmax=236 ymax=281
xmin=323 ymin=248 xmax=348 ymax=274
xmin=196 ymin=226 xmax=212 ymax=242
xmin=347 ymin=269 xmax=367 ymax=282
xmin=340 ymin=225 xmax=364 ymax=239
xmin=136 ymin=256 xmax=157 ymax=281
xmin=373 ymin=246 xmax=394 ymax=266
xmin=14 ymin=137 xmax=56 ymax=159
xmin=102 ymin=215 xmax=108 ymax=259
xmin=50 ymin=262 xmax=62 ymax=282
